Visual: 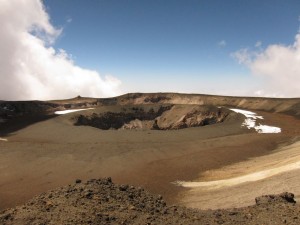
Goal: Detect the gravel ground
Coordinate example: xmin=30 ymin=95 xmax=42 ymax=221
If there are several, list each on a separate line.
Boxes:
xmin=1 ymin=178 xmax=299 ymax=225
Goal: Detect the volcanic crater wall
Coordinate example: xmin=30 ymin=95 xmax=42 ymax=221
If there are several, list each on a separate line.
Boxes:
xmin=112 ymin=93 xmax=300 ymax=118
xmin=73 ymin=105 xmax=232 ymax=130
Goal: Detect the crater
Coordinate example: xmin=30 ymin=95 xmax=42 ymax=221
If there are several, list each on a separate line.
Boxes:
xmin=72 ymin=104 xmax=234 ymax=130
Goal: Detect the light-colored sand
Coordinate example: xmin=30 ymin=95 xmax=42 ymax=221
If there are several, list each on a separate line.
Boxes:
xmin=0 ymin=138 xmax=7 ymax=141
xmin=177 ymin=139 xmax=300 ymax=209
xmin=179 ymin=168 xmax=300 ymax=210
xmin=176 ymin=141 xmax=300 ymax=188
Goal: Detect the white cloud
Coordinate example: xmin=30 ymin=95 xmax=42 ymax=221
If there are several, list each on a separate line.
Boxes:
xmin=255 ymin=41 xmax=262 ymax=48
xmin=218 ymin=40 xmax=227 ymax=47
xmin=0 ymin=0 xmax=121 ymax=100
xmin=231 ymin=48 xmax=253 ymax=65
xmin=232 ymin=33 xmax=300 ymax=97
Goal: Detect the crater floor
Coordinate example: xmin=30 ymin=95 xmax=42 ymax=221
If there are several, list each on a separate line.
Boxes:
xmin=0 ymin=93 xmax=299 ymax=216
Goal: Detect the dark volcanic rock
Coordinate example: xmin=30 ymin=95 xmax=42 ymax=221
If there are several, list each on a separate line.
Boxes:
xmin=75 ymin=179 xmax=82 ymax=184
xmin=74 ymin=105 xmax=172 ymax=130
xmin=1 ymin=179 xmax=300 ymax=225
xmin=255 ymin=192 xmax=296 ymax=205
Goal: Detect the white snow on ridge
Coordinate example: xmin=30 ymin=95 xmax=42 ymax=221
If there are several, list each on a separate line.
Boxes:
xmin=230 ymin=108 xmax=281 ymax=134
xmin=0 ymin=138 xmax=8 ymax=141
xmin=243 ymin=118 xmax=256 ymax=129
xmin=54 ymin=108 xmax=94 ymax=115
xmin=230 ymin=109 xmax=263 ymax=120
xmin=255 ymin=125 xmax=281 ymax=134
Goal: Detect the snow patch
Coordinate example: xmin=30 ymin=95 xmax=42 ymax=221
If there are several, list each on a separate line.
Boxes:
xmin=54 ymin=108 xmax=94 ymax=115
xmin=230 ymin=109 xmax=263 ymax=120
xmin=255 ymin=125 xmax=281 ymax=134
xmin=230 ymin=108 xmax=281 ymax=134
xmin=0 ymin=138 xmax=8 ymax=141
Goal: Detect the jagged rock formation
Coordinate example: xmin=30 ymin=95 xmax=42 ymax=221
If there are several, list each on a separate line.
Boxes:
xmin=0 ymin=179 xmax=299 ymax=225
xmin=73 ymin=105 xmax=172 ymax=130
xmin=255 ymin=192 xmax=296 ymax=205
xmin=73 ymin=105 xmax=233 ymax=130
xmin=154 ymin=105 xmax=230 ymax=130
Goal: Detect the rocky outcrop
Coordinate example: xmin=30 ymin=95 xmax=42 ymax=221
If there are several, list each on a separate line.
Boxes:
xmin=112 ymin=93 xmax=300 ymax=119
xmin=0 ymin=178 xmax=299 ymax=225
xmin=73 ymin=105 xmax=233 ymax=130
xmin=155 ymin=105 xmax=231 ymax=130
xmin=74 ymin=105 xmax=172 ymax=130
xmin=255 ymin=192 xmax=296 ymax=205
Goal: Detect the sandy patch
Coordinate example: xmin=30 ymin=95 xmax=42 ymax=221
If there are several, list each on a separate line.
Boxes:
xmin=54 ymin=108 xmax=94 ymax=115
xmin=176 ymin=140 xmax=300 ymax=209
xmin=175 ymin=160 xmax=300 ymax=189
xmin=175 ymin=141 xmax=300 ymax=188
xmin=0 ymin=138 xmax=8 ymax=141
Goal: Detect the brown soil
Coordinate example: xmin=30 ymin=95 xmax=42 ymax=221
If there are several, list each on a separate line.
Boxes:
xmin=1 ymin=178 xmax=299 ymax=225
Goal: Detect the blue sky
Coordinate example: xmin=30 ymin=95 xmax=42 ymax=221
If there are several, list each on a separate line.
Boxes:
xmin=1 ymin=0 xmax=300 ymax=100
xmin=42 ymin=0 xmax=300 ymax=96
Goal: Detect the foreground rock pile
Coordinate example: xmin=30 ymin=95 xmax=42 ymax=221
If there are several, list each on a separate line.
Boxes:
xmin=1 ymin=178 xmax=299 ymax=225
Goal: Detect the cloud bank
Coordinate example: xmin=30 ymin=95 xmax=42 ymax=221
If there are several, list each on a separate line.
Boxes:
xmin=0 ymin=0 xmax=121 ymax=100
xmin=232 ymin=34 xmax=300 ymax=97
